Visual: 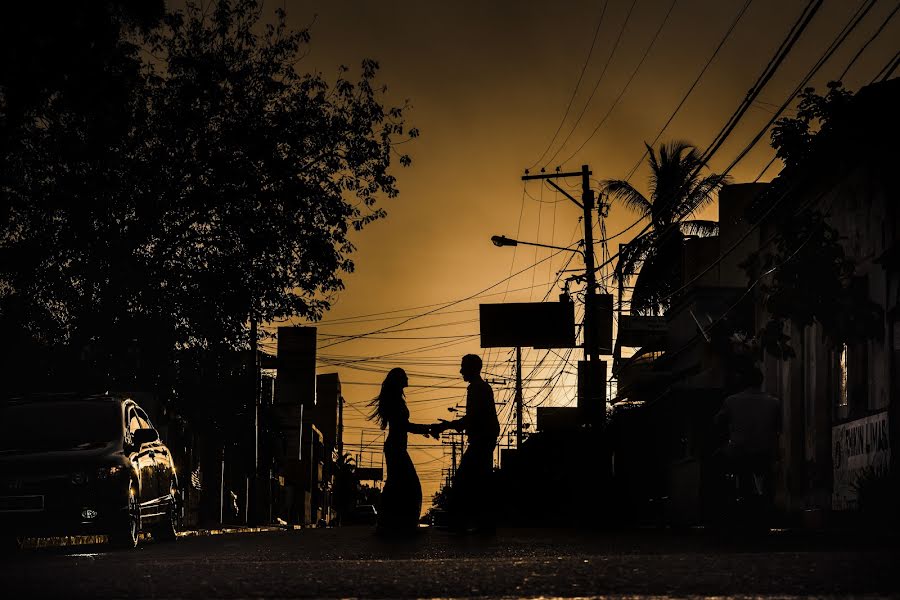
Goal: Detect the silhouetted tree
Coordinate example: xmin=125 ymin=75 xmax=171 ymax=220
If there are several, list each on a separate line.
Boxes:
xmin=0 ymin=0 xmax=416 ymax=391
xmin=768 ymin=81 xmax=853 ymax=171
xmin=0 ymin=2 xmax=165 ymax=391
xmin=603 ymin=141 xmax=728 ymax=315
xmin=0 ymin=1 xmax=163 ymax=133
xmin=743 ymin=82 xmax=885 ymax=357
xmin=333 ymin=453 xmax=361 ymax=525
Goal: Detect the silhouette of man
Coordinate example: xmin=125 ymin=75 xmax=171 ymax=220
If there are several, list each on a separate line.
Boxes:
xmin=714 ymin=364 xmax=781 ymax=498
xmin=434 ymin=354 xmax=499 ymax=532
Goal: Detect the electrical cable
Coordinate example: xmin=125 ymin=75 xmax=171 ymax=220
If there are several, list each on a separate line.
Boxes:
xmin=606 ymin=0 xmax=830 ymax=315
xmin=556 ymin=0 xmax=680 ymax=167
xmin=718 ymin=0 xmax=878 ymax=178
xmin=838 ymin=1 xmax=900 ymax=82
xmin=527 ymin=0 xmax=610 ymax=171
xmin=622 ymin=0 xmax=756 ymax=182
xmin=698 ymin=0 xmax=824 ymax=166
xmin=543 ymin=0 xmax=640 ymax=168
xmin=871 ymin=48 xmax=900 ymax=82
xmin=315 ymin=262 xmax=571 ymax=344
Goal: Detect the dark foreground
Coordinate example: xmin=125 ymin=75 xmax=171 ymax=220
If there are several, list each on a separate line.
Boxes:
xmin=3 ymin=526 xmax=899 ymax=599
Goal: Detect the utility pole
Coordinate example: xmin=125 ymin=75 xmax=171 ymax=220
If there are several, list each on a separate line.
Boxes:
xmin=442 ymin=433 xmax=461 ymax=481
xmin=250 ymin=316 xmax=260 ymax=472
xmin=580 ymin=165 xmax=598 ymax=364
xmin=616 ymin=243 xmax=625 ymax=368
xmin=249 ymin=315 xmax=261 ymax=523
xmin=521 ymin=165 xmax=600 ymax=413
xmin=451 ymin=437 xmax=457 ymax=480
xmin=515 ymin=346 xmax=523 ymax=448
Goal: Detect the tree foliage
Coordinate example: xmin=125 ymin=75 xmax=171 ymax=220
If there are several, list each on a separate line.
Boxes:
xmin=743 ymin=82 xmax=883 ymax=357
xmin=604 ymin=141 xmax=728 ymax=315
xmin=0 ymin=1 xmax=416 ymax=389
xmin=742 ymin=211 xmax=881 ymax=358
xmin=769 ymin=81 xmax=853 ymax=172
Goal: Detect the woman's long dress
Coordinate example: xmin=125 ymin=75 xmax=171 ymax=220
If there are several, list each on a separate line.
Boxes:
xmin=377 ymin=405 xmax=422 ymax=532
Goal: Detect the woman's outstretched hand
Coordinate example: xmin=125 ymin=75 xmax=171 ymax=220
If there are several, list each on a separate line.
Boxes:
xmin=426 ymin=420 xmax=452 ymax=439
xmin=426 ymin=423 xmax=442 ymax=439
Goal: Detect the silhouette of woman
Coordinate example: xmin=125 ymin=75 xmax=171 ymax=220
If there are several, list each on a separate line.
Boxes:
xmin=368 ymin=368 xmax=434 ymax=534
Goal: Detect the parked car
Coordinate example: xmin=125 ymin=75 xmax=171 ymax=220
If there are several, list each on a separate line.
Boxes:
xmin=0 ymin=394 xmax=181 ymax=549
xmin=345 ymin=504 xmax=378 ymax=526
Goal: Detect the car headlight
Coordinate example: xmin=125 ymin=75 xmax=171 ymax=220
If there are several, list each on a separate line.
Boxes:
xmin=71 ymin=466 xmax=125 ymax=484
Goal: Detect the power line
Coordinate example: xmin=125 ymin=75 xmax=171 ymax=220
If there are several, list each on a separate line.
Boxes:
xmin=719 ymin=0 xmax=879 ymax=177
xmin=528 ymin=0 xmax=610 ymax=170
xmin=623 ymin=0 xmax=756 ymax=182
xmin=317 ymin=242 xmax=582 ymax=349
xmin=557 ymin=0 xmax=680 ymax=167
xmin=698 ymin=0 xmax=824 ymax=166
xmin=603 ymin=0 xmax=823 ymax=307
xmin=624 ymin=184 xmax=843 ymax=401
xmin=543 ymin=0 xmax=640 ymax=168
xmin=872 ymin=48 xmax=900 ymax=82
xmin=613 ymin=0 xmax=885 ymax=316
xmin=270 ymin=279 xmax=568 ymax=328
xmin=839 ymin=1 xmax=900 ymax=82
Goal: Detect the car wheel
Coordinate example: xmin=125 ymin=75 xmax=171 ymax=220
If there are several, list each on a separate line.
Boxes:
xmin=110 ymin=479 xmax=140 ymax=550
xmin=152 ymin=486 xmax=179 ymax=542
xmin=1 ymin=536 xmax=23 ymax=554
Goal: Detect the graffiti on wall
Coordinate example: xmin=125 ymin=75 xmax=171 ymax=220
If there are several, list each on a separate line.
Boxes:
xmin=832 ymin=411 xmax=891 ymax=510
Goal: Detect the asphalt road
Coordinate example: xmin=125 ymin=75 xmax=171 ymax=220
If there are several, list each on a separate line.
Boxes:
xmin=3 ymin=526 xmax=899 ymax=599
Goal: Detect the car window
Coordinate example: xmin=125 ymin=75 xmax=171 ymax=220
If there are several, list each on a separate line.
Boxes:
xmin=0 ymin=401 xmax=122 ymax=451
xmin=134 ymin=407 xmax=152 ymax=431
xmin=127 ymin=407 xmax=143 ymax=434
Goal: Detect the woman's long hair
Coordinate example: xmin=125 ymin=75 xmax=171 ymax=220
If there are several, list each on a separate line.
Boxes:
xmin=368 ymin=368 xmax=407 ymax=430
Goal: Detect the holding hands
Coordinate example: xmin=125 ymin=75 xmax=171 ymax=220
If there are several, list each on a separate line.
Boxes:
xmin=425 ymin=419 xmax=455 ymax=439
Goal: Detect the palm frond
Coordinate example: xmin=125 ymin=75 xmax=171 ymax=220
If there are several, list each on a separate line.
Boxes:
xmin=603 ymin=179 xmax=652 ymax=215
xmin=620 ymin=139 xmax=727 ymax=314
xmin=678 ymin=173 xmax=730 ymax=219
xmin=680 ymin=219 xmax=719 ymax=237
xmin=630 ymin=244 xmax=681 ymax=315
xmin=613 ymin=230 xmax=658 ymax=282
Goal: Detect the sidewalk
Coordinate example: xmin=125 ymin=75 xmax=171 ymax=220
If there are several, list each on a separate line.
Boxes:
xmin=17 ymin=523 xmax=296 ymax=549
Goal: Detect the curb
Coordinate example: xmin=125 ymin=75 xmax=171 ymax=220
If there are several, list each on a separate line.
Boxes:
xmin=177 ymin=525 xmax=296 ymax=538
xmin=17 ymin=524 xmax=298 ymax=549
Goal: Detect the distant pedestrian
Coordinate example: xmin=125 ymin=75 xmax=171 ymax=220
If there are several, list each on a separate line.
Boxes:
xmin=434 ymin=354 xmax=500 ymax=533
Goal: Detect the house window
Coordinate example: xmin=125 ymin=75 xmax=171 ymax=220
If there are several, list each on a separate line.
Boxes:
xmin=838 ymin=343 xmax=849 ymax=408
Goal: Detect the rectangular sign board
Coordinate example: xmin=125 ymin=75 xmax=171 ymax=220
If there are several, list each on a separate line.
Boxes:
xmin=480 ymin=302 xmax=575 ymax=348
xmin=592 ymin=294 xmax=614 ymax=353
xmin=578 ymin=359 xmax=607 ymax=412
xmin=832 ymin=411 xmax=891 ymax=510
xmin=355 ymin=467 xmax=384 ymax=482
xmin=617 ymin=315 xmax=667 ymax=349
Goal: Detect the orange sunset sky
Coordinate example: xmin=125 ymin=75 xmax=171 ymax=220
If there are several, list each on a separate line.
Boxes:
xmin=242 ymin=0 xmax=899 ymax=507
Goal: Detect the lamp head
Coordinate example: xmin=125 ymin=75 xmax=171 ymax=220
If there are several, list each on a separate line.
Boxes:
xmin=491 ymin=235 xmax=517 ymax=247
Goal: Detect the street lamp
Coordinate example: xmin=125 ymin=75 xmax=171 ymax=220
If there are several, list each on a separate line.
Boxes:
xmin=490 ymin=234 xmax=583 ymax=254
xmin=490 ymin=232 xmax=587 ymax=445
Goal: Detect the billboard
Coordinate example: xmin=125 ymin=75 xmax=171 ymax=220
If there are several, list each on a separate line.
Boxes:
xmin=577 ymin=359 xmax=607 ymax=413
xmin=591 ymin=294 xmax=614 ymax=353
xmin=480 ymin=302 xmax=575 ymax=348
xmin=617 ymin=315 xmax=667 ymax=349
xmin=832 ymin=411 xmax=891 ymax=510
xmin=355 ymin=467 xmax=384 ymax=481
xmin=274 ymin=327 xmax=317 ymax=460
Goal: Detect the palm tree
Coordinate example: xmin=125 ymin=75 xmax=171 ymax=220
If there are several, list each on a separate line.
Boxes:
xmin=333 ymin=453 xmax=360 ymax=525
xmin=604 ymin=141 xmax=729 ymax=315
